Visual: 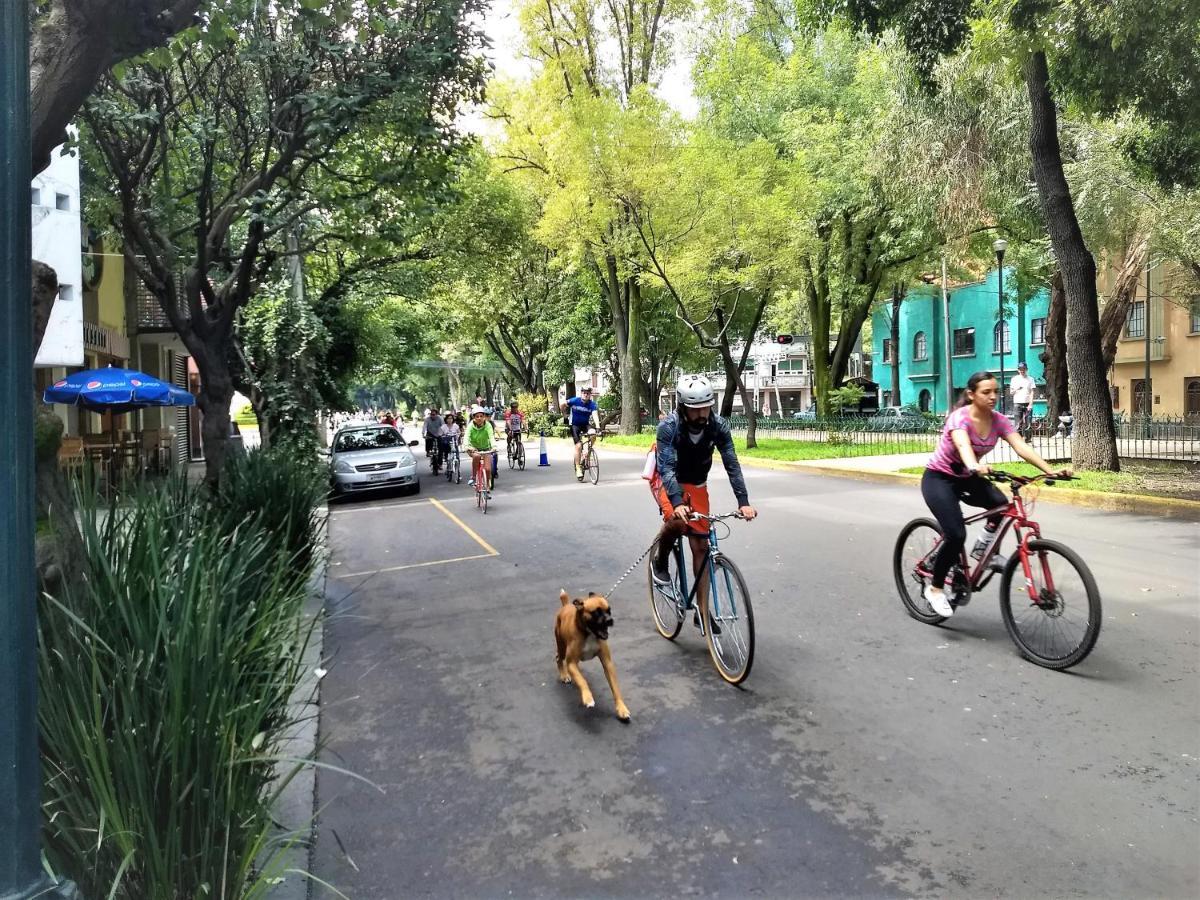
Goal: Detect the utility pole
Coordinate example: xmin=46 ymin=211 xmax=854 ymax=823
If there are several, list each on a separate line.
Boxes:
xmin=1144 ymin=261 xmax=1152 ymax=438
xmin=942 ymin=256 xmax=954 ymax=413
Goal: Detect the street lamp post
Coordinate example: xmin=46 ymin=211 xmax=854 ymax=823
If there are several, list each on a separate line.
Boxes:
xmin=994 ymin=239 xmax=1008 ymax=414
xmin=1 ymin=1 xmax=47 ymax=896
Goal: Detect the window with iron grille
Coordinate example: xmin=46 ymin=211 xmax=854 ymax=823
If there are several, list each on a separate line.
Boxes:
xmin=993 ymin=321 xmax=1011 ymax=354
xmin=1031 ymin=317 xmax=1046 ymax=345
xmin=1126 ymin=301 xmax=1146 ymax=338
xmin=1190 ymin=298 xmax=1200 ymax=334
xmin=1186 ymin=379 xmax=1200 ymax=418
xmin=882 ymin=339 xmax=894 ymax=363
xmin=913 ymin=331 xmax=927 ymax=360
xmin=953 ymin=327 xmax=975 ymax=356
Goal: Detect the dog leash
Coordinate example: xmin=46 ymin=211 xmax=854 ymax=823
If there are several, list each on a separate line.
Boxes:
xmin=605 ymin=542 xmax=657 ymax=603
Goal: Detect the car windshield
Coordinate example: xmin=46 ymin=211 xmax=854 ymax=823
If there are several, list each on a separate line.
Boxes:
xmin=334 ymin=427 xmax=402 ymax=453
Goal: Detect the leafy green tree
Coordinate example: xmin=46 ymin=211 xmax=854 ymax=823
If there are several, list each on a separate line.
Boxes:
xmin=811 ymin=0 xmax=1200 ymax=468
xmin=84 ymin=0 xmax=486 ymax=484
xmin=495 ymin=0 xmax=692 ymax=433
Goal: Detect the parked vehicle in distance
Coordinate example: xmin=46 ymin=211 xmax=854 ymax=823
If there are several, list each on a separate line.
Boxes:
xmin=330 ymin=424 xmax=420 ymax=497
xmin=866 ymin=406 xmax=932 ymax=432
xmin=791 ymin=404 xmax=818 ymax=420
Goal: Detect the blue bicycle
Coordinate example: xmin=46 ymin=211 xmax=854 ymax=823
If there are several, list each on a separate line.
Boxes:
xmin=648 ymin=512 xmax=755 ymax=684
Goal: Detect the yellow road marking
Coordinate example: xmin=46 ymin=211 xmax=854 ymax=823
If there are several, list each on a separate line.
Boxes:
xmin=336 ymin=552 xmax=495 ymax=579
xmin=428 ymin=497 xmax=499 ymax=557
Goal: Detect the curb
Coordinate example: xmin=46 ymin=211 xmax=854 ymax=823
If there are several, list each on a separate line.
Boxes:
xmin=570 ymin=439 xmax=1200 ymax=521
xmin=264 ymin=554 xmax=327 ymax=900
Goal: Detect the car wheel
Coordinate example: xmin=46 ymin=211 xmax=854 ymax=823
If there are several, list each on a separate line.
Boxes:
xmin=408 ymin=481 xmax=421 ymax=496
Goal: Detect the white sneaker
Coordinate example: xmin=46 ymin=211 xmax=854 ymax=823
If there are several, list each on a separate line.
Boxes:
xmin=924 ymin=585 xmax=954 ymax=617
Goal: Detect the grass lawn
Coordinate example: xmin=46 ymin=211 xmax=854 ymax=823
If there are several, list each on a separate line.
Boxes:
xmin=899 ymin=461 xmax=1198 ymax=500
xmin=603 ymin=432 xmax=935 ymax=461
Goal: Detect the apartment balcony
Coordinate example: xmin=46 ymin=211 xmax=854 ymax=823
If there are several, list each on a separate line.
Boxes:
xmin=83 ymin=320 xmax=130 ymax=360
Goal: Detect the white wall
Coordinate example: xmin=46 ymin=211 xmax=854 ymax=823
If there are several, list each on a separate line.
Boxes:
xmin=33 ymin=139 xmax=84 ymax=367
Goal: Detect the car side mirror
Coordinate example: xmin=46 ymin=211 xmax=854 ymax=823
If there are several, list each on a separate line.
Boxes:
xmin=409 ymin=440 xmax=419 ymax=447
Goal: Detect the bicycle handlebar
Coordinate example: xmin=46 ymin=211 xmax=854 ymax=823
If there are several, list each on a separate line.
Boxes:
xmin=689 ymin=511 xmax=746 ymax=522
xmin=986 ymin=471 xmax=1075 ymax=487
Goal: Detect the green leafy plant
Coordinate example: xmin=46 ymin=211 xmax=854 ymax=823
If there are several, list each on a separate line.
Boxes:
xmin=39 ymin=465 xmax=326 ymax=898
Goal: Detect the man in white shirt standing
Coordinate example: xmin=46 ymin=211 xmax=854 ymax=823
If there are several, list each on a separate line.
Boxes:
xmin=1009 ymin=361 xmax=1036 ymax=438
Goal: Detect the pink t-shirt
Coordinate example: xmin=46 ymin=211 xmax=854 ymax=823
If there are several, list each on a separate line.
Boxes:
xmin=927 ymin=407 xmax=1015 ymax=477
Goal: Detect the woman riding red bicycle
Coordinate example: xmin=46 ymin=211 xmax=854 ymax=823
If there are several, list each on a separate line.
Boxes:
xmin=921 ymin=370 xmax=1069 ymax=618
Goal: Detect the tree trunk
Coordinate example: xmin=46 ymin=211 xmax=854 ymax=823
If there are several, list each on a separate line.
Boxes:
xmin=1025 ymin=51 xmax=1119 ymax=471
xmin=30 ymin=0 xmax=202 ymax=174
xmin=1099 ymin=233 xmax=1150 ymax=370
xmin=1038 ymin=271 xmax=1070 ymax=422
xmin=191 ymin=344 xmax=234 ymax=488
xmin=720 ymin=368 xmax=737 ymax=418
xmin=32 ymin=260 xmax=59 ymax=356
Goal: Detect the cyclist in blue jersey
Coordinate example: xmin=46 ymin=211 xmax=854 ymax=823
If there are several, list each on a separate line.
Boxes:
xmin=564 ymin=387 xmax=600 ymax=481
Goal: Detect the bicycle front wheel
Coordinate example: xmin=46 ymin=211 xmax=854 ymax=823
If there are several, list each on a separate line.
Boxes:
xmin=705 ymin=556 xmax=755 ymax=685
xmin=517 ymin=441 xmax=525 ymax=471
xmin=647 ymin=539 xmax=684 ymax=640
xmin=893 ymin=518 xmax=948 ymax=625
xmin=586 ymin=447 xmax=599 ymax=484
xmin=999 ymin=539 xmax=1101 ymax=669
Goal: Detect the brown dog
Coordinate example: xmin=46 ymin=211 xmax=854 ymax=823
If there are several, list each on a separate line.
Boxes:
xmin=554 ymin=590 xmax=631 ymax=722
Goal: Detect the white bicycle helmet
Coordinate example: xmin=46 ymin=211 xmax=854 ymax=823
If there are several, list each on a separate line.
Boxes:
xmin=470 ymin=405 xmax=487 ymax=416
xmin=677 ymin=374 xmax=715 ymax=408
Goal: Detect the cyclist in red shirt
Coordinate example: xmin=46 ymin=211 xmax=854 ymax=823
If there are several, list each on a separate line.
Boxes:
xmin=503 ymin=401 xmax=524 ymax=459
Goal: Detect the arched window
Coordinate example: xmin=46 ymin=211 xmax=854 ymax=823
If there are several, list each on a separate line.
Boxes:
xmin=919 ymin=389 xmax=931 ymax=412
xmin=993 ymin=321 xmax=1011 ymax=354
xmin=913 ymin=331 xmax=927 ymax=361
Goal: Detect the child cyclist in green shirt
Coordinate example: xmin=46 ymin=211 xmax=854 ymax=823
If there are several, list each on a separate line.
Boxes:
xmin=466 ymin=405 xmax=496 ymax=494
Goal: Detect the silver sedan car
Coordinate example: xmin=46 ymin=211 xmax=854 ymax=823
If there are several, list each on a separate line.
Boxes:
xmin=330 ymin=424 xmax=420 ymax=497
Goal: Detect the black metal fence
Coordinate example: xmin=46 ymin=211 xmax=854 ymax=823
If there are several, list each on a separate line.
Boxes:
xmin=726 ymin=414 xmax=1200 ymax=463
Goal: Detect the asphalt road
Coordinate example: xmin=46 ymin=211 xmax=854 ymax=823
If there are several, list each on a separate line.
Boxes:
xmin=312 ymin=440 xmax=1199 ymax=898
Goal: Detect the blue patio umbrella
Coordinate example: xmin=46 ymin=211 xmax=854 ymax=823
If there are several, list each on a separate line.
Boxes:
xmin=43 ymin=366 xmax=196 ymax=413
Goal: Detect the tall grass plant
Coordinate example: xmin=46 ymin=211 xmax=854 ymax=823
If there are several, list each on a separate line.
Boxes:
xmin=39 ymin=450 xmax=326 ymax=898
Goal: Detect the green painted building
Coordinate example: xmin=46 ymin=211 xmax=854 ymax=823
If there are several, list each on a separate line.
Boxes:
xmin=871 ymin=269 xmax=1050 ymax=416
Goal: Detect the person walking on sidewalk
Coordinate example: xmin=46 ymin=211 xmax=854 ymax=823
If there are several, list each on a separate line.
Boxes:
xmin=921 ymin=370 xmax=1070 ymax=618
xmin=1009 ymin=361 xmax=1036 ymax=438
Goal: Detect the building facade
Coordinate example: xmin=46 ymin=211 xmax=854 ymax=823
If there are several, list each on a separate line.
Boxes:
xmin=1106 ymin=262 xmax=1200 ymax=422
xmin=871 ymin=269 xmax=1050 ymax=417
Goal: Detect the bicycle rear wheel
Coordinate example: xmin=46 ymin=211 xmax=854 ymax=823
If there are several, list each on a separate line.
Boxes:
xmin=647 ymin=539 xmax=684 ymax=640
xmin=705 ymin=556 xmax=755 ymax=685
xmin=999 ymin=539 xmax=1101 ymax=669
xmin=586 ymin=446 xmax=599 ymax=484
xmin=893 ymin=517 xmax=948 ymax=625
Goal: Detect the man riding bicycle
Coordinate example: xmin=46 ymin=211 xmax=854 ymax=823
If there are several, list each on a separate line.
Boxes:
xmin=564 ymin=387 xmax=600 ymax=481
xmin=649 ymin=375 xmax=757 ymax=624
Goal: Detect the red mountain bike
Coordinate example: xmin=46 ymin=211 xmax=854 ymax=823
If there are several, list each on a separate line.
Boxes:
xmin=893 ymin=472 xmax=1102 ymax=669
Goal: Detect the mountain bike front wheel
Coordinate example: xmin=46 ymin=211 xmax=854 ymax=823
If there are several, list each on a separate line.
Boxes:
xmin=999 ymin=539 xmax=1101 ymax=670
xmin=516 ymin=441 xmax=525 ymax=470
xmin=705 ymin=556 xmax=754 ymax=685
xmin=586 ymin=446 xmax=599 ymax=484
xmin=648 ymin=539 xmax=684 ymax=640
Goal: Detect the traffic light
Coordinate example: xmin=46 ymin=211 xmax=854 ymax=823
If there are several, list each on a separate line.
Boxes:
xmin=776 ymin=334 xmax=793 ymax=344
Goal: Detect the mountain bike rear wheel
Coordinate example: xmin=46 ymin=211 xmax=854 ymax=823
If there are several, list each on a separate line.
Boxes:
xmin=1000 ymin=539 xmax=1101 ymax=669
xmin=893 ymin=517 xmax=948 ymax=624
xmin=648 ymin=539 xmax=684 ymax=640
xmin=705 ymin=556 xmax=755 ymax=685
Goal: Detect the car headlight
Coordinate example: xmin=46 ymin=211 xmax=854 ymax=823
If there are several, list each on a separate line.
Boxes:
xmin=399 ymin=453 xmax=415 ymax=466
xmin=333 ymin=459 xmax=355 ymax=474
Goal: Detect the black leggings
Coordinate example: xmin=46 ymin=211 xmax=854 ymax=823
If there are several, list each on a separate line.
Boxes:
xmin=920 ymin=469 xmax=1007 ymax=588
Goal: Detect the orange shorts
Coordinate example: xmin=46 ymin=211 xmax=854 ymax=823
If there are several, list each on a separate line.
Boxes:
xmin=650 ymin=478 xmax=710 ymax=535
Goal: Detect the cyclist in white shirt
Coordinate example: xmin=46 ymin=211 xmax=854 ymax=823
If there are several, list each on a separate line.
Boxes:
xmin=1009 ymin=362 xmax=1036 ymax=437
